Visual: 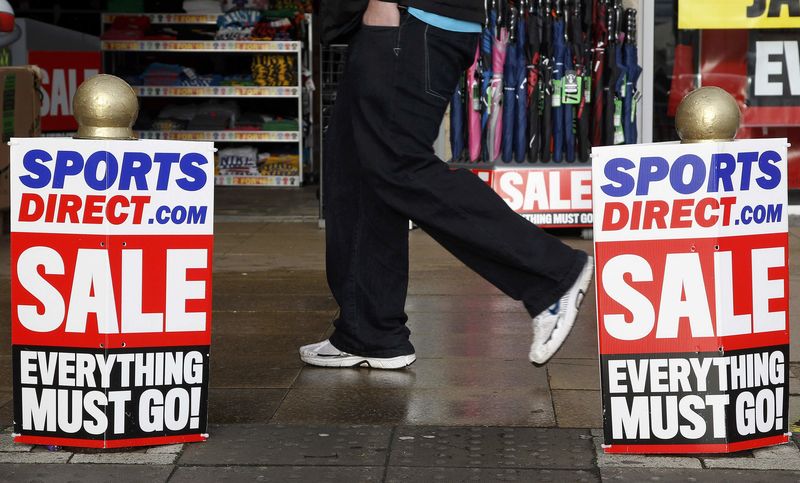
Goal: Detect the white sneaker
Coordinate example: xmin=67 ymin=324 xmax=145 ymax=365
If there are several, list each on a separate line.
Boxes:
xmin=529 ymin=256 xmax=594 ymax=365
xmin=299 ymin=340 xmax=416 ymax=369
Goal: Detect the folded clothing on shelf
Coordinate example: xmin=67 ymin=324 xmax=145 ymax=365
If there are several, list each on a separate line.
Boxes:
xmin=222 ymin=0 xmax=270 ymax=12
xmin=220 ymin=75 xmax=256 ymax=86
xmin=157 ymin=100 xmax=240 ymax=130
xmin=234 ymin=112 xmax=265 ymax=130
xmin=215 ymin=26 xmax=254 ymax=40
xmin=102 ymin=16 xmax=178 ymax=40
xmin=188 ymin=110 xmax=233 ymax=130
xmin=257 ymin=151 xmax=299 ymax=176
xmin=261 ymin=118 xmax=298 ymax=131
xmin=181 ymin=74 xmax=223 ymax=86
xmin=218 ymin=146 xmax=260 ymax=176
xmin=137 ymin=63 xmax=228 ymax=86
xmin=183 ymin=0 xmax=223 ymax=13
xmin=217 ymin=8 xmax=261 ymax=28
xmin=101 ymin=15 xmax=150 ymax=40
xmin=151 ymin=118 xmax=188 ymax=131
xmin=250 ymin=16 xmax=294 ymax=41
xmin=141 ymin=62 xmax=184 ymax=85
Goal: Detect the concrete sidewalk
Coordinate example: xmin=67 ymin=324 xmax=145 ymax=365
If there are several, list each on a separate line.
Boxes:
xmin=0 ymin=222 xmax=798 ymax=482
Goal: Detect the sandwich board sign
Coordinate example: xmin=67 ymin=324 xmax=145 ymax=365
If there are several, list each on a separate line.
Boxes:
xmin=10 ymin=137 xmax=214 ymax=448
xmin=592 ymin=138 xmax=790 ymax=453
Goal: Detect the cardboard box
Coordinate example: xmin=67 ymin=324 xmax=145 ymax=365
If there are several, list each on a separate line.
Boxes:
xmin=0 ymin=66 xmax=41 ymax=211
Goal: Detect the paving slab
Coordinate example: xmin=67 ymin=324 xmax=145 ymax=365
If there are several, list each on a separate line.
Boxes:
xmin=0 ymin=402 xmax=12 ymax=429
xmin=407 ymin=269 xmax=502 ymax=296
xmin=179 ymin=424 xmax=391 ymax=466
xmin=293 ymin=358 xmax=550 ymax=391
xmin=550 ymin=313 xmax=599 ymax=360
xmin=0 ymin=451 xmax=71 ymax=464
xmin=0 ymin=431 xmax=32 ymax=453
xmin=0 ymin=463 xmax=173 ymax=483
xmin=404 ymin=294 xmax=527 ymax=314
xmin=406 ymin=311 xmax=535 ymax=336
xmin=211 ymin=309 xmax=334 ymax=336
xmin=212 ymin=269 xmax=330 ymax=295
xmin=69 ymin=452 xmax=177 ymax=465
xmin=552 ymin=390 xmax=603 ymax=428
xmin=790 ymin=395 xmax=800 ymax=429
xmin=600 ymin=467 xmax=800 ymax=482
xmin=702 ymin=442 xmax=800 ymax=470
xmin=790 ymin=363 xmax=800 ymax=396
xmin=212 ymin=331 xmax=314 ymax=357
xmin=269 ymin=388 xmax=420 ymax=425
xmin=145 ymin=443 xmax=184 ymax=454
xmin=410 ymin=332 xmax=532 ymax=359
xmin=209 ymin=350 xmax=302 ymax=389
xmin=271 ymin=387 xmax=556 ymax=426
xmin=388 ymin=427 xmax=595 ymax=469
xmin=386 ymin=467 xmax=599 ymax=482
xmin=548 ymin=359 xmax=602 ymax=391
xmin=212 ymin=292 xmax=336 ymax=313
xmin=208 ymin=388 xmax=286 ymax=424
xmin=171 ymin=465 xmax=384 ymax=482
xmin=0 ymin=357 xmax=10 ymax=392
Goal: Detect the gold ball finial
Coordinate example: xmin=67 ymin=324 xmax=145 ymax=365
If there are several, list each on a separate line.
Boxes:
xmin=73 ymin=74 xmax=138 ymax=140
xmin=675 ymin=86 xmax=740 ymax=143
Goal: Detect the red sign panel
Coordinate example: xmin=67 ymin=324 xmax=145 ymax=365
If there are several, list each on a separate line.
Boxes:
xmin=10 ymin=138 xmax=215 ymax=448
xmin=27 ymin=51 xmax=101 ymax=132
xmin=592 ymin=139 xmax=790 ymax=454
xmin=482 ymin=166 xmax=593 ymax=228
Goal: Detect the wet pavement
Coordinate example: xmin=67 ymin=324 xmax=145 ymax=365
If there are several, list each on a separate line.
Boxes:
xmin=0 ymin=187 xmax=799 ymax=481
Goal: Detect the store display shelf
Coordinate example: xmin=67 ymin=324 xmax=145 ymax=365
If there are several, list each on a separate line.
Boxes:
xmin=103 ymin=13 xmax=220 ymax=24
xmin=103 ymin=13 xmax=311 ymax=24
xmin=102 ymin=40 xmax=301 ymax=52
xmin=215 ymin=175 xmax=301 ymax=187
xmin=137 ymin=130 xmax=301 ymax=142
xmin=133 ymin=85 xmax=300 ymax=97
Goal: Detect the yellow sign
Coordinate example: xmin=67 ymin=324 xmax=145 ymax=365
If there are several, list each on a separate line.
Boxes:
xmin=679 ymin=0 xmax=800 ymax=29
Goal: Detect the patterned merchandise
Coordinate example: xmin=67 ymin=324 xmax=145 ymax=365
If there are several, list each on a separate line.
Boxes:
xmin=257 ymin=152 xmax=299 ymax=176
xmin=251 ymin=54 xmax=296 ymax=86
xmin=218 ymin=146 xmax=260 ymax=176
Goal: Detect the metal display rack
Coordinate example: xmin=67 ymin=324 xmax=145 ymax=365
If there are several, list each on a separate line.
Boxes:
xmin=101 ymin=12 xmax=307 ymax=187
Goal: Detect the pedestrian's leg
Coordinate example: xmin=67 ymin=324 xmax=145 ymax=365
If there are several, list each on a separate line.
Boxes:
xmin=352 ymin=17 xmax=587 ymax=319
xmin=319 ymin=22 xmax=416 ymax=360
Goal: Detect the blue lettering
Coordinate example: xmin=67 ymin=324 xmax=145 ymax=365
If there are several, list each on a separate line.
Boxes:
xmin=756 ymin=150 xmax=782 ymax=190
xmin=53 ymin=151 xmax=84 ymax=189
xmin=177 ymin=153 xmax=208 ymax=191
xmin=19 ymin=149 xmax=52 ymax=188
xmin=600 ymin=158 xmax=635 ymax=197
xmin=708 ymin=153 xmax=735 ymax=193
xmin=84 ymin=151 xmax=119 ymax=191
xmin=155 ymin=205 xmax=171 ymax=224
xmin=636 ymin=157 xmax=669 ymax=196
xmin=153 ymin=152 xmax=180 ymax=190
xmin=737 ymin=152 xmax=759 ymax=190
xmin=120 ymin=152 xmax=152 ymax=190
xmin=670 ymin=154 xmax=706 ymax=195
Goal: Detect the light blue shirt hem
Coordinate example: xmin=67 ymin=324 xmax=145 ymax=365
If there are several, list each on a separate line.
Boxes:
xmin=407 ymin=7 xmax=482 ymax=33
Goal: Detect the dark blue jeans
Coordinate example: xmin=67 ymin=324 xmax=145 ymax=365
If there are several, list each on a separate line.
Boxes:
xmin=324 ymin=13 xmax=587 ymax=358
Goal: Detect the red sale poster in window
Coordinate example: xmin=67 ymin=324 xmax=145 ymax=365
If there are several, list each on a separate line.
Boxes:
xmin=10 ymin=137 xmax=214 ymax=448
xmin=592 ymin=139 xmax=790 ymax=454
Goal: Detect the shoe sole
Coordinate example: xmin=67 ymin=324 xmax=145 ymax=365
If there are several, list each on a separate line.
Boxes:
xmin=301 ymin=353 xmax=417 ymax=370
xmin=531 ymin=257 xmax=594 ymax=366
